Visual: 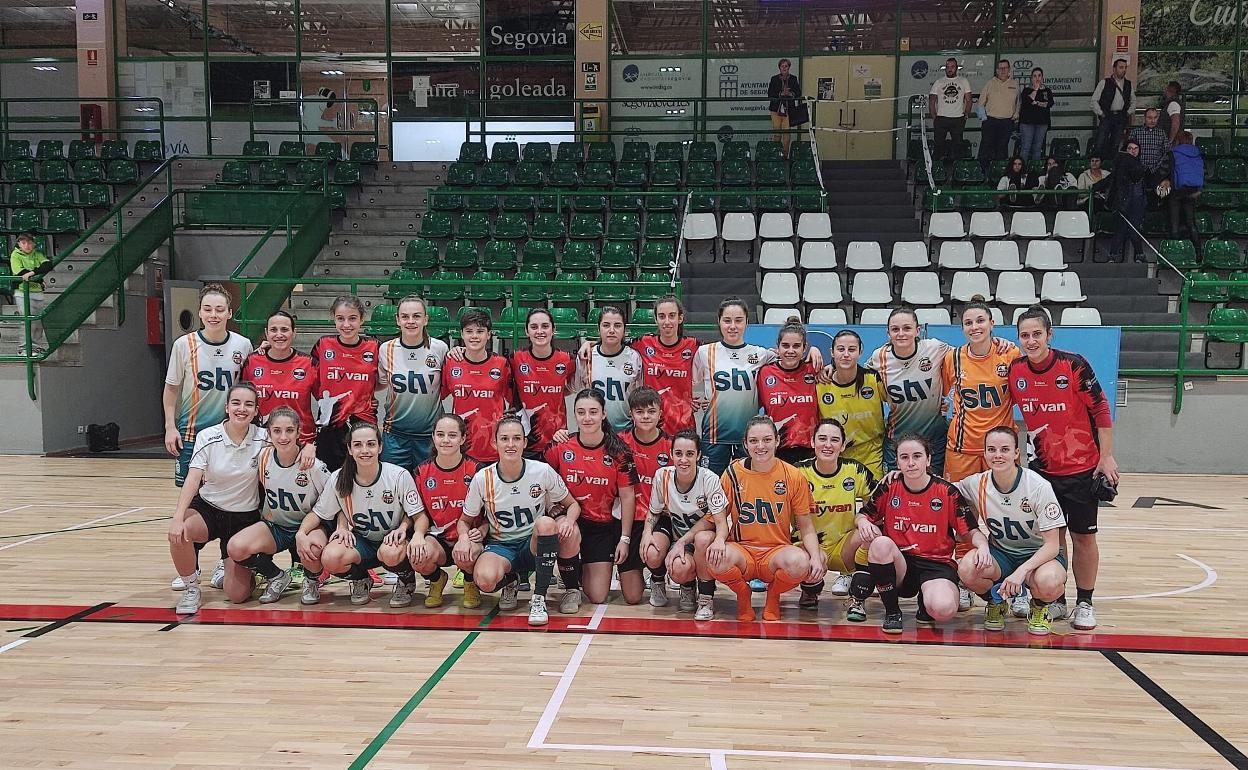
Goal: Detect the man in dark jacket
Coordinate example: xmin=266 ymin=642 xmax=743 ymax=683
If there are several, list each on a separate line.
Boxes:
xmin=1105 ymin=141 xmax=1148 ymax=263
xmin=1090 ymin=58 xmax=1133 ymax=159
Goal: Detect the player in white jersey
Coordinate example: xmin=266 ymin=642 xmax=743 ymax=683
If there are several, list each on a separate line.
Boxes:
xmin=577 ymin=306 xmax=644 ymax=431
xmin=315 ymin=422 xmax=428 ymax=607
xmin=458 ymin=414 xmax=581 ymax=626
xmin=956 ymin=426 xmax=1068 ymax=636
xmin=225 ymin=407 xmax=331 ymax=605
xmin=641 ymin=429 xmax=728 ymax=619
xmin=167 ymin=383 xmax=268 ymax=615
xmin=378 ymin=295 xmax=448 ymax=470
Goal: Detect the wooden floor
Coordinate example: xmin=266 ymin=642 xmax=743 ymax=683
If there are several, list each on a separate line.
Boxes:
xmin=1 ymin=456 xmax=1247 ymax=770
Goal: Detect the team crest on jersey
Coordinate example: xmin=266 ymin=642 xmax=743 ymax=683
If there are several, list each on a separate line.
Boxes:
xmin=450 ymin=367 xmax=463 ymax=378
xmin=365 ymin=489 xmax=373 ymax=498
xmin=747 ymin=352 xmax=759 ymax=364
xmin=233 ymin=351 xmax=244 ymax=365
xmin=405 ymin=491 xmax=420 ymax=506
xmin=891 ymin=496 xmax=901 ymax=508
xmin=657 ymin=452 xmax=671 ymax=466
xmin=382 ymin=490 xmax=394 ymax=504
xmin=425 ymin=477 xmax=437 ymax=489
xmin=253 ymin=367 xmax=264 ymax=378
xmin=842 ymin=477 xmax=856 ymax=491
xmin=996 ymin=363 xmax=1009 ymax=378
xmin=324 ymin=350 xmax=336 ymax=361
xmin=773 ymin=480 xmax=787 ymax=495
xmin=645 ymin=346 xmax=656 ymax=357
xmin=804 ymin=373 xmax=816 ymax=385
xmin=293 ymin=368 xmax=306 ymax=380
xmin=489 ymin=368 xmax=502 ymax=380
xmin=860 ymin=386 xmax=875 ymax=399
xmin=681 ymin=349 xmax=693 ymax=360
xmin=264 ymin=470 xmax=271 ymax=480
xmin=529 ymin=484 xmax=543 ymax=498
xmin=930 ymin=497 xmax=944 ymax=511
xmin=295 ymin=472 xmax=309 ymax=487
xmin=463 ymin=474 xmax=472 ymax=485
xmin=563 ymin=450 xmax=576 ymax=462
xmin=1015 ymin=378 xmax=1027 ymax=391
xmin=918 ymin=357 xmax=932 ymax=372
xmin=519 ymin=363 xmax=531 ymax=375
xmin=623 ymin=363 xmax=635 ymax=376
xmin=1055 ymin=375 xmax=1070 ymax=390
xmin=603 ymin=455 xmax=614 ymax=467
xmin=698 ymin=455 xmax=711 ymax=468
xmin=363 ymin=351 xmax=376 ymax=364
xmin=765 ymin=375 xmax=777 ymax=387
xmin=821 ymin=392 xmax=835 ymax=405
xmin=1043 ymin=502 xmax=1062 ymax=522
xmin=554 ymin=362 xmax=568 ymax=375
xmin=696 ymin=495 xmax=708 ymax=512
xmin=426 ymin=356 xmax=438 ymax=368
xmin=1020 ymin=498 xmax=1033 ymax=513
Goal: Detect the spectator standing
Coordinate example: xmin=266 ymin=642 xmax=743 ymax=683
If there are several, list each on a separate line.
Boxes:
xmin=8 ymin=232 xmax=50 ymax=355
xmin=978 ymin=59 xmax=1020 ymax=172
xmin=1160 ymin=81 xmax=1183 ymax=145
xmin=1019 ymin=67 xmax=1053 ymax=162
xmin=927 ymin=57 xmax=972 ymax=176
xmin=1128 ymin=108 xmax=1169 ymax=176
xmin=767 ymin=59 xmax=801 ymax=153
xmin=1104 ymin=140 xmax=1148 ymax=263
xmin=1159 ymin=131 xmax=1204 ymax=253
xmin=1091 ymin=58 xmax=1133 ymax=158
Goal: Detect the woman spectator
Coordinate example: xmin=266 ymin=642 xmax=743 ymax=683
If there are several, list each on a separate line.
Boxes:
xmin=1018 ymin=68 xmax=1053 ymax=162
xmin=1105 ymin=140 xmax=1148 ymax=263
xmin=996 ymin=156 xmax=1034 ymax=209
xmin=1033 ymin=156 xmax=1078 ymax=209
xmin=767 ymin=59 xmax=801 ymax=153
xmin=1076 ymin=154 xmax=1111 ymax=207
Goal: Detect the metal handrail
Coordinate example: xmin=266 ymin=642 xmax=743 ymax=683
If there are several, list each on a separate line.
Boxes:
xmin=0 ymin=96 xmax=167 ymax=151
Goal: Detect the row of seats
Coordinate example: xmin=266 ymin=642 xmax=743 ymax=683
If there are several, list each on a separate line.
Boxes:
xmin=1 ymin=158 xmax=139 ymax=186
xmin=367 ymin=302 xmax=659 ymax=339
xmin=418 ymin=210 xmax=681 ymax=242
xmin=1188 ymin=272 xmax=1248 ymax=302
xmin=760 ymin=305 xmax=1103 ymax=327
xmin=2 ymin=183 xmax=112 ymax=209
xmin=0 ymin=207 xmax=82 ymax=235
xmin=1160 ymin=239 xmax=1248 ymax=270
xmin=760 ymin=269 xmax=1087 ymax=308
xmin=383 ymin=268 xmax=671 ymax=306
xmin=403 ymin=237 xmax=675 ymax=274
xmin=218 ymin=159 xmax=361 ymax=187
xmin=441 ymin=158 xmax=817 ymax=190
xmin=929 ymin=211 xmax=1093 ymax=240
xmin=2 ymin=139 xmax=160 ymax=162
xmin=456 ymin=139 xmax=811 ymax=166
xmin=760 ymin=239 xmax=1069 ymax=273
xmin=681 ymin=211 xmax=831 ymax=243
xmin=241 ymin=140 xmax=378 ymax=164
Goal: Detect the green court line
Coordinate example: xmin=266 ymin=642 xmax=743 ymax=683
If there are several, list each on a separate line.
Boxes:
xmin=348 ymin=605 xmax=500 ymax=769
xmin=5 ymin=626 xmax=39 ymax=633
xmin=0 ymin=516 xmax=170 ymax=540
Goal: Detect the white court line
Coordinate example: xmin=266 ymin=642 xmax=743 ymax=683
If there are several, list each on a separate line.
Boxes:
xmin=1100 ymin=525 xmax=1248 ymax=534
xmin=0 ymin=505 xmax=33 ymax=514
xmin=528 ymin=632 xmax=594 ymax=749
xmin=568 ymin=602 xmax=608 ymax=630
xmin=0 ymin=507 xmax=147 ymax=553
xmin=709 ymin=751 xmax=728 ymax=770
xmin=0 ymin=638 xmax=32 ymax=655
xmin=1098 ymin=554 xmax=1217 ymax=602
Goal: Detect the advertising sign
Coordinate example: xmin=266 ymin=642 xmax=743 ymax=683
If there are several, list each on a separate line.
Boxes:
xmin=485 ymin=0 xmax=575 ymax=56
xmin=612 ymin=58 xmax=702 ymax=118
xmin=705 ymin=58 xmax=797 ymax=116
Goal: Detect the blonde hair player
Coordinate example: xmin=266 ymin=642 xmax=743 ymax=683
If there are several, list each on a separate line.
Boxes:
xmin=815 ymin=329 xmax=885 ymax=478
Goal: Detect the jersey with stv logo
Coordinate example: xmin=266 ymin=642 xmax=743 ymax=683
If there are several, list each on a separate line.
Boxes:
xmin=956 ymin=467 xmax=1065 ymax=558
xmin=463 ymin=459 xmax=570 ymax=542
xmin=631 ymin=334 xmax=699 ymax=433
xmin=862 ymin=476 xmax=975 ymax=567
xmin=310 ymin=335 xmax=380 ymax=427
xmin=259 ymin=446 xmax=331 ymax=529
xmin=867 ymin=337 xmax=951 ymax=441
xmin=1007 ymin=349 xmax=1112 ymax=477
xmin=313 ymin=462 xmax=425 ymax=543
xmin=378 ymin=336 xmax=448 ymax=437
xmin=414 ymin=456 xmax=480 ymax=540
xmin=720 ymin=458 xmax=813 ymax=548
xmin=165 ymin=330 xmax=254 ymax=442
xmin=941 ymin=340 xmax=1019 ymax=454
xmin=545 ymin=435 xmax=639 ymax=524
xmin=693 ymin=342 xmax=778 ymax=444
xmin=622 ymin=430 xmax=672 ymax=521
xmin=510 ymin=348 xmax=575 ymax=453
xmin=243 ymin=350 xmax=318 ymax=443
xmin=816 ymin=367 xmax=886 ymax=478
xmin=757 ymin=361 xmax=819 ymax=449
xmin=578 ymin=345 xmax=644 ymax=432
xmin=440 ymin=353 xmax=512 ymax=463
xmin=797 ymin=458 xmax=875 ymax=545
xmin=649 ymin=465 xmax=728 ymax=537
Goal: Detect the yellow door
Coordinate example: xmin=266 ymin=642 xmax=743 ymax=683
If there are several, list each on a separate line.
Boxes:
xmin=801 ymin=56 xmax=849 ymax=160
xmin=843 ymin=55 xmax=895 ymax=160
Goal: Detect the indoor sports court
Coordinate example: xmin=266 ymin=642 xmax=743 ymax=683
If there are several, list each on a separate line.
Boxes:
xmin=1 ymin=456 xmax=1245 ymax=769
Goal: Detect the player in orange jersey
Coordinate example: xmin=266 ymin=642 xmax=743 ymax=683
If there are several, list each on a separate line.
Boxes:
xmin=696 ymin=415 xmax=824 ymax=621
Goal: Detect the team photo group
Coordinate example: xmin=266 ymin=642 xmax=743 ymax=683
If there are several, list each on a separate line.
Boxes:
xmin=163 ymin=284 xmax=1118 ymax=636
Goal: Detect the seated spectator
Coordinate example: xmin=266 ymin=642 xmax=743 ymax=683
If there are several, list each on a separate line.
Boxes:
xmin=996 ymin=156 xmax=1034 ymax=209
xmin=1033 ymin=156 xmax=1078 ymax=209
xmin=1077 ymin=154 xmax=1111 ymax=206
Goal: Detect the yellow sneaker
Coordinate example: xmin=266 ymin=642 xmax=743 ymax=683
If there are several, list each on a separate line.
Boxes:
xmin=461 ymin=581 xmax=482 ymax=610
xmin=424 ymin=570 xmax=448 ymax=608
xmin=452 ymin=570 xmax=465 ymax=589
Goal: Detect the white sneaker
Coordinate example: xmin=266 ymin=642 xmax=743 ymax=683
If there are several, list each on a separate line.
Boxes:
xmin=171 ymin=575 xmax=186 ymax=591
xmin=831 ymin=573 xmax=853 ymax=597
xmin=301 ymin=577 xmax=321 ymax=605
xmin=1011 ymin=589 xmax=1031 ymax=618
xmin=499 ymin=582 xmax=519 ymax=610
xmin=649 ymin=578 xmax=669 ymax=607
xmin=259 ymin=569 xmax=293 ymax=604
xmin=175 ymin=584 xmax=201 ymax=615
xmin=694 ymin=595 xmax=714 ymax=621
xmin=529 ymin=594 xmax=549 ymax=626
xmin=210 ymin=559 xmax=226 ymax=589
xmin=382 ymin=570 xmax=398 ymax=586
xmin=1071 ymin=600 xmax=1097 ymax=630
xmin=1046 ymin=599 xmax=1069 ymax=621
xmin=958 ymin=586 xmax=973 ymax=612
xmin=678 ymin=584 xmax=696 ymax=612
xmin=559 ymin=588 xmax=582 ymax=614
xmin=350 ymin=578 xmax=372 ymax=605
xmin=389 ymin=580 xmax=415 ymax=608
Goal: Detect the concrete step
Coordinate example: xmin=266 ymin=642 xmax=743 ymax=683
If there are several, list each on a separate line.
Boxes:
xmin=1119 ymin=350 xmax=1204 ymax=370
xmin=1090 ymin=295 xmax=1168 ymax=313
xmin=825 ymin=179 xmax=907 ymax=193
xmin=829 ymin=217 xmax=922 ymax=234
xmin=827 ymin=191 xmax=911 ymax=206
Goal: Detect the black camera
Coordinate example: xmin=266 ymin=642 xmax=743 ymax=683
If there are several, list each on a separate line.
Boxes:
xmin=1090 ymin=473 xmax=1118 ymax=503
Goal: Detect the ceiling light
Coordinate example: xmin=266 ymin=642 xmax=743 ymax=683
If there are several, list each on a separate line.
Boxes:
xmin=33 ymin=65 xmax=58 ymax=71
xmin=321 ymin=69 xmax=344 ymax=76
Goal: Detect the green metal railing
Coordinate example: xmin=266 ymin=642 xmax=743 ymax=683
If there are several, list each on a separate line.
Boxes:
xmin=930 ymin=186 xmax=1095 ymax=218
xmin=247 ymin=97 xmax=380 ymax=151
xmin=0 ymin=96 xmax=166 ymax=151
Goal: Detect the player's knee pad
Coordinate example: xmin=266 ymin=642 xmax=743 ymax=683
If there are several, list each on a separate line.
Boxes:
xmin=236 ymin=553 xmax=273 ymax=573
xmin=848 ymin=569 xmax=874 ymax=601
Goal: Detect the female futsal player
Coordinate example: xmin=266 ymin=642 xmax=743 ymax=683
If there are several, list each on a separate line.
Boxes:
xmin=164 ymin=284 xmax=253 ymax=590
xmin=546 ymin=389 xmax=641 ymax=607
xmin=226 ymin=407 xmax=331 ymax=604
xmin=242 ymin=311 xmax=318 ymax=469
xmin=855 ymin=434 xmax=990 ymax=634
xmin=310 ymin=296 xmax=380 ymax=471
xmin=509 ymin=308 xmax=576 ymax=458
xmin=378 ymin=295 xmax=448 ymax=470
xmin=441 ymin=309 xmax=512 ymax=464
xmin=641 ymin=430 xmax=726 ymax=619
xmin=816 ymin=329 xmax=885 ymax=478
xmin=314 ymin=421 xmax=426 ymax=607
xmin=578 ymin=305 xmax=644 ymax=432
xmin=633 ymin=295 xmax=701 ymax=433
xmin=457 ymin=415 xmax=582 ymax=626
xmin=410 ymin=414 xmax=481 ymax=609
xmin=167 ymin=382 xmax=268 ymax=615
xmin=696 ymin=415 xmax=823 ymax=622
xmin=956 ymin=426 xmax=1068 ymax=635
xmin=621 ymin=386 xmax=673 ymax=605
xmin=757 ymin=316 xmax=819 ymax=465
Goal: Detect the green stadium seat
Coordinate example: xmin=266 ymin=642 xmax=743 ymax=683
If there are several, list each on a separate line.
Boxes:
xmin=483 ymin=239 xmax=519 ymax=271
xmin=549 ymin=307 xmax=584 ymax=338
xmin=425 ymin=305 xmax=452 ymax=335
xmin=4 ymin=159 xmax=35 ymax=182
xmin=466 ymin=271 xmax=507 ymax=302
xmin=424 ymin=270 xmax=464 ymax=301
xmin=722 ymin=141 xmax=751 ymax=161
xmin=479 ymin=162 xmax=512 ymax=187
xmin=629 ymin=307 xmax=657 ymax=329
xmin=326 ymin=185 xmax=348 ymax=209
xmin=349 ymin=142 xmax=379 ymax=163
xmin=446 ymin=162 xmax=477 ymax=186
xmin=556 ymin=142 xmax=584 ymax=163
xmin=404 ymin=238 xmax=439 ymax=270
xmin=551 ymin=273 xmax=592 ymax=304
xmin=688 ymin=142 xmax=716 ymax=162
xmin=332 ymin=162 xmax=361 ymax=185
xmin=755 ymin=161 xmax=788 ymax=187
xmin=548 ymin=161 xmax=580 ymax=187
xmin=640 ymin=241 xmax=674 ymax=269
xmin=493 ymin=212 xmax=529 ymax=240
xmin=8 ymin=182 xmax=38 ymax=207
xmin=720 ymin=193 xmax=753 ymax=212
xmin=689 ymin=188 xmax=716 ymax=212
xmin=1208 ymin=307 xmax=1248 ymax=342
xmin=465 ymin=192 xmax=497 ymax=212
xmin=36 ymin=159 xmax=68 ymax=183
xmin=522 ymin=142 xmax=552 ymax=163
xmin=569 ymin=213 xmax=604 ymax=239
xmin=368 ymin=303 xmax=398 ymax=334
xmin=513 ymin=161 xmax=544 ymax=186
xmin=458 ymin=142 xmax=487 ymax=164
xmin=428 ymin=188 xmax=463 ymax=211
xmin=68 ymin=140 xmax=95 ymax=160
xmin=1143 ymin=209 xmax=1169 ymax=237
xmin=792 ymin=141 xmax=813 ymax=161
xmin=953 ymin=159 xmax=985 ymax=185
xmin=501 ymin=190 xmax=534 ymax=211
xmin=79 ymin=183 xmax=111 ymax=208
xmin=1229 ymin=270 xmax=1248 ymax=301
xmin=650 ymin=162 xmax=682 ymax=188
xmin=595 ymin=272 xmax=632 ymax=302
xmin=755 ymin=141 xmax=785 ymax=162
xmin=1196 ymin=137 xmax=1223 ymax=159
xmin=1215 ymin=158 xmax=1247 ymax=184
xmin=587 ymin=143 xmax=616 ymax=163
xmin=522 ymin=240 xmax=558 ymax=272
xmin=243 ymin=140 xmax=270 ymax=157
xmin=219 ymin=160 xmax=250 ymax=185
xmin=793 ymin=188 xmax=823 ymax=212
xmin=457 ymin=211 xmax=494 ymax=239
xmin=645 ymin=212 xmax=679 ymax=239
xmin=418 ymin=211 xmax=452 ymax=239
xmin=621 ymin=142 xmax=650 ymax=163
xmin=686 ymin=161 xmax=717 ymax=187
xmin=601 ymin=241 xmax=636 ymax=270
xmin=610 ymin=188 xmax=642 ymax=211
xmin=498 ymin=306 xmax=540 ymax=334
xmin=606 ymin=212 xmax=640 ymax=240
xmin=491 ymin=142 xmax=520 ymax=164
xmin=1065 ymin=159 xmax=1089 ymax=177
xmin=1050 ymin=138 xmax=1081 ymax=161
xmin=41 ymin=183 xmax=76 ymax=207
xmin=278 ymin=141 xmax=305 ymax=158
xmin=721 ymin=159 xmax=753 ymax=187
xmin=562 ymin=240 xmax=598 ymax=270
xmin=1201 ymin=191 xmax=1237 ymax=209
xmin=612 ymin=162 xmax=645 ymax=188
xmin=531 ymin=212 xmax=566 ymax=239
xmin=986 ymin=159 xmax=1008 ymax=180
xmin=634 ymin=271 xmax=670 ymax=302
xmin=1222 ymin=210 xmax=1248 ymax=236
xmin=134 ymin=140 xmax=163 ymax=161
xmin=1203 ymin=239 xmax=1246 ymax=269
xmin=385 ymin=269 xmax=419 ymax=299
xmin=442 ymin=239 xmax=479 ymax=270
xmin=36 ymin=140 xmax=64 ymax=160
xmin=964 ymin=193 xmax=997 ymax=211
xmin=293 ymin=161 xmax=323 ymax=185
xmin=258 ymin=161 xmax=287 ymax=185
xmin=645 ymin=192 xmax=679 ymax=212
xmin=582 ymin=161 xmax=614 ymax=187
xmin=514 ymin=272 xmax=549 ymax=302
xmin=10 ymin=208 xmax=42 ymax=232
xmin=1195 ymin=211 xmax=1217 ymax=237
xmin=41 ymin=207 xmax=77 ymax=234
xmin=1159 ymin=238 xmax=1200 ymax=269
xmin=650 ymin=142 xmax=680 ymax=163
xmin=3 ymin=140 xmax=31 ymax=160
xmin=756 ymin=189 xmax=791 ymax=211
xmin=1231 ymin=136 xmax=1248 ymax=160
xmin=534 ymin=192 xmax=559 ymax=212
xmin=924 ymin=190 xmax=957 ymax=212
xmin=101 ymin=140 xmax=129 ymax=161
xmin=571 ymin=190 xmax=607 ymax=212
xmin=1189 ymin=271 xmax=1227 ymax=302
xmin=791 ymin=159 xmax=818 ymax=186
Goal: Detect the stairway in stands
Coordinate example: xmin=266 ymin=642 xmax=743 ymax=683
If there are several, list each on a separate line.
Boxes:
xmin=823 ymin=159 xmax=922 ymax=256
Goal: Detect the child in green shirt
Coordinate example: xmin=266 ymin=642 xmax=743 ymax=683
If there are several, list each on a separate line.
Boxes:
xmin=9 ymin=232 xmax=50 ymax=354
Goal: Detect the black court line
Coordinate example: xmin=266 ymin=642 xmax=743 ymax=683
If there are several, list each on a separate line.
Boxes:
xmin=21 ymin=603 xmax=115 ymax=640
xmin=1102 ymin=650 xmax=1248 ymax=770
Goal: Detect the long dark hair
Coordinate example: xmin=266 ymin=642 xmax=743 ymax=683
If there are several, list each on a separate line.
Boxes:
xmin=1004 ymin=155 xmax=1028 ymax=187
xmin=655 ymin=294 xmax=686 ymax=338
xmin=572 ymin=388 xmax=632 ymax=464
xmin=336 ymin=421 xmax=382 ymax=499
xmin=831 ymin=328 xmax=870 ymax=391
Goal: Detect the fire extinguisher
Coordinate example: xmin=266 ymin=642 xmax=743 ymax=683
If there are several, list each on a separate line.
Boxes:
xmin=80 ymin=104 xmax=103 ymax=143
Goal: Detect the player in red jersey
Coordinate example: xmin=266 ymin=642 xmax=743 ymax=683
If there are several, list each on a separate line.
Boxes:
xmin=757 ymin=316 xmax=819 ymax=465
xmin=309 ymin=295 xmax=379 ymax=471
xmin=546 ymin=389 xmax=640 ymax=608
xmin=856 ymin=434 xmax=990 ymax=634
xmin=409 ymin=414 xmax=481 ymax=609
xmin=509 ymin=308 xmax=576 ymax=458
xmin=1009 ymin=305 xmax=1118 ymax=631
xmin=243 ymin=310 xmax=319 ymax=468
xmin=441 ymin=309 xmax=513 ymax=464
xmin=620 ymin=386 xmax=673 ymax=606
xmin=631 ymin=295 xmax=700 ymax=433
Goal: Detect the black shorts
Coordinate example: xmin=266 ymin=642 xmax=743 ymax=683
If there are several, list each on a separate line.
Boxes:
xmin=898 ymin=555 xmax=959 ymax=599
xmin=1039 ymin=469 xmax=1098 ymax=535
xmin=431 ymin=533 xmax=455 ymax=565
xmin=776 ymin=446 xmax=814 ymax=465
xmin=189 ymin=495 xmax=260 ymax=549
xmin=316 ymin=423 xmax=350 ymax=472
xmin=653 ymin=516 xmax=676 ymax=542
xmin=578 ymin=517 xmax=621 ymax=565
xmin=620 ymin=519 xmax=646 ymax=573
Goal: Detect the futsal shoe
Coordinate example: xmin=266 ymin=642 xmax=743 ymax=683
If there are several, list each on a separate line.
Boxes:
xmin=499 ymin=582 xmax=519 ymax=611
xmin=1011 ymin=589 xmax=1031 ymax=618
xmin=389 ymin=580 xmax=415 ymax=608
xmin=175 ymin=584 xmax=202 ymax=615
xmin=1071 ymin=601 xmax=1097 ymax=630
xmin=915 ymin=601 xmax=936 ymax=626
xmin=301 ymin=577 xmax=321 ymax=605
xmin=830 ymin=573 xmax=852 ymax=596
xmin=983 ymin=600 xmax=1008 ymax=631
xmin=678 ymin=584 xmax=696 ymax=612
xmin=694 ymin=595 xmax=714 ymax=620
xmin=424 ymin=570 xmax=448 ymax=608
xmin=528 ymin=594 xmax=549 ymax=626
xmin=210 ymin=559 xmax=226 ymax=589
xmin=882 ymin=612 xmax=904 ymax=634
xmin=461 ymin=582 xmax=482 ymax=610
xmin=559 ymin=588 xmax=582 ymax=614
xmin=288 ymin=563 xmax=305 ymax=588
xmin=798 ymin=586 xmax=820 ymax=611
xmin=452 ymin=569 xmax=465 ymax=589
xmin=1027 ymin=603 xmax=1053 ymax=635
xmin=749 ymin=578 xmax=766 ymax=592
xmin=1046 ymin=599 xmax=1069 ymax=621
xmin=370 ymin=569 xmax=386 ymax=586
xmin=958 ymin=586 xmax=973 ymax=612
xmin=649 ymin=577 xmax=669 ymax=607
xmin=350 ymin=579 xmax=372 ymax=605
xmin=171 ymin=575 xmax=186 ymax=591
xmin=846 ymin=598 xmax=867 ymax=623
xmin=259 ymin=569 xmax=294 ymax=603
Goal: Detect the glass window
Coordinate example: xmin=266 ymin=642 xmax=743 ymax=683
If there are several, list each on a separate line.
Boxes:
xmin=999 ymin=0 xmax=1097 ymax=49
xmin=708 ymin=0 xmax=800 ymax=53
xmin=484 ymin=60 xmax=572 ymax=116
xmin=209 ymin=61 xmax=296 ymax=120
xmin=899 ymin=0 xmax=995 ymax=52
xmin=0 ymin=2 xmax=76 ymax=50
xmin=391 ymin=0 xmax=480 ymax=55
xmin=610 ymin=0 xmax=702 ymax=54
xmin=124 ymin=0 xmax=204 ymax=56
xmin=298 ymin=0 xmax=388 ymax=55
xmin=393 ymin=60 xmax=481 ymax=118
xmin=117 ymin=60 xmax=208 ymax=117
xmin=803 ymin=3 xmax=898 ymax=53
xmin=203 ymin=0 xmax=297 ymax=54
xmin=484 ymin=0 xmax=574 ymax=57
xmin=1141 ymin=0 xmax=1236 ymax=50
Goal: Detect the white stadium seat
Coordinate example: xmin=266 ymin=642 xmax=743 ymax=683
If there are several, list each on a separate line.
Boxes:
xmin=1024 ymin=240 xmax=1068 ymax=271
xmin=950 ymin=270 xmax=993 ymax=302
xmin=1041 ymin=271 xmax=1087 ymax=302
xmin=900 ymin=272 xmax=944 ymax=306
xmin=916 ymin=307 xmax=952 ymax=325
xmin=797 ymin=212 xmax=833 ymax=239
xmin=891 ymin=241 xmax=931 ymax=269
xmin=758 ymin=241 xmax=796 ymax=270
xmin=721 ymin=212 xmax=757 ymax=241
xmin=1009 ymin=211 xmax=1049 ymax=238
xmin=682 ymin=212 xmax=718 ymax=240
xmin=1054 ymin=211 xmax=1094 ymax=239
xmin=802 ymin=272 xmax=844 ymax=304
xmin=938 ymin=241 xmax=978 ymax=270
xmin=758 ymin=212 xmax=795 ymax=240
xmin=850 ymin=272 xmax=893 ymax=305
xmin=990 ymin=307 xmax=1005 ymax=325
xmin=760 ymin=272 xmax=800 ymax=307
xmin=858 ymin=308 xmax=893 ymax=324
xmin=928 ymin=212 xmax=966 ymax=239
xmin=763 ymin=306 xmax=802 ymax=324
xmin=799 ymin=241 xmax=837 ymax=270
xmin=845 ymin=241 xmax=885 ymax=271
xmin=968 ymin=211 xmax=1007 ymax=238
xmin=995 ymin=271 xmax=1040 ymax=306
xmin=807 ymin=308 xmax=848 ymax=325
xmin=1061 ymin=307 xmax=1102 ymax=325
xmin=980 ymin=240 xmax=1023 ymax=271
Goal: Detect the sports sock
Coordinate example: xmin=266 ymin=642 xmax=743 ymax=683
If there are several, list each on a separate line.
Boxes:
xmin=650 ymin=563 xmax=667 ymax=580
xmin=1031 ymin=597 xmax=1047 ymax=609
xmin=764 ymin=572 xmax=802 ymax=621
xmin=978 ymin=592 xmax=993 ymax=603
xmin=238 ymin=553 xmax=282 ymax=580
xmin=868 ymin=561 xmax=901 ymax=615
xmin=338 ymin=564 xmax=370 ymax=581
xmin=391 ymin=563 xmax=416 ymax=585
xmin=557 ymin=554 xmax=582 ymax=590
xmin=696 ymin=579 xmax=715 ymax=596
xmin=498 ymin=571 xmax=519 ymax=589
xmin=179 ymin=570 xmax=200 ymax=586
xmin=848 ymin=569 xmax=874 ymax=602
xmin=1076 ymin=587 xmax=1094 ymax=604
xmin=420 ymin=568 xmax=444 ymax=582
xmin=534 ymin=534 xmax=560 ymax=597
xmin=463 ymin=571 xmax=474 ymax=584
xmin=800 ymin=579 xmax=825 ymax=593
